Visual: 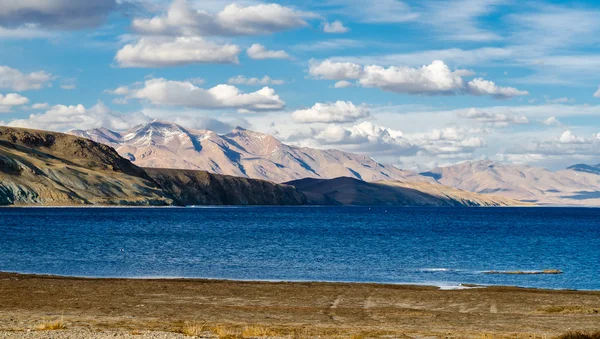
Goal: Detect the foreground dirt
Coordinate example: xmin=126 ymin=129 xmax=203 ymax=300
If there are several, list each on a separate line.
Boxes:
xmin=0 ymin=273 xmax=599 ymax=338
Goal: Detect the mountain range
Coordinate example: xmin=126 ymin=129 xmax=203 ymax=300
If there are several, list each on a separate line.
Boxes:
xmin=422 ymin=160 xmax=600 ymax=205
xmin=0 ymin=126 xmax=519 ymax=207
xmin=69 ymin=120 xmax=600 ymax=206
xmin=70 ymin=121 xmax=426 ymax=183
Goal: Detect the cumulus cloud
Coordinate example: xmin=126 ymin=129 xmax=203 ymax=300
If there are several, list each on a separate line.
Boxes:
xmin=457 ymin=108 xmax=529 ymax=127
xmin=558 ymin=130 xmax=586 ymax=144
xmin=0 ymin=93 xmax=29 ymax=112
xmin=0 ymin=0 xmax=116 ymax=30
xmin=0 ymin=65 xmax=52 ymax=91
xmin=323 ymin=20 xmax=349 ymax=33
xmin=314 ymin=121 xmax=416 ymax=156
xmin=595 ymin=86 xmax=600 ymax=98
xmin=132 ymin=0 xmax=314 ymax=37
xmin=7 ymin=102 xmax=150 ymax=132
xmin=543 ymin=116 xmax=562 ymax=126
xmin=126 ymin=78 xmax=285 ymax=112
xmin=246 ymin=44 xmax=290 ymax=60
xmin=505 ymin=130 xmax=600 ymax=161
xmin=418 ymin=127 xmax=487 ymax=156
xmin=292 ymin=101 xmax=370 ymax=123
xmin=334 ymin=80 xmax=354 ymax=88
xmin=105 ymin=86 xmax=130 ymax=96
xmin=228 ymin=76 xmax=285 ymax=86
xmin=115 ymin=37 xmax=240 ymax=68
xmin=467 ymin=78 xmax=529 ymax=99
xmin=309 ymin=59 xmax=527 ymax=98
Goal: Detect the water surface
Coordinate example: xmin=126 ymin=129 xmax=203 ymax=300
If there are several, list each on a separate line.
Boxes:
xmin=1 ymin=207 xmax=598 ymax=290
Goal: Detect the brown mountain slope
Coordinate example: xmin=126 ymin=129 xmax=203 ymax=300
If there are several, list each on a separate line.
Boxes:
xmin=145 ymin=168 xmax=306 ymax=206
xmin=0 ymin=126 xmax=171 ymax=206
xmin=287 ymin=177 xmax=526 ymax=206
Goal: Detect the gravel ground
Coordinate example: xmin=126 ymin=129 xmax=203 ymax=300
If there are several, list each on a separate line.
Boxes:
xmin=0 ymin=329 xmax=194 ymax=339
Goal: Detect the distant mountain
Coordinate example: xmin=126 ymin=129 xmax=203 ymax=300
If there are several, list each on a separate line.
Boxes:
xmin=71 ymin=120 xmax=429 ymax=183
xmin=288 ymin=177 xmax=524 ymax=207
xmin=422 ymin=160 xmax=600 ymax=205
xmin=567 ymin=163 xmax=600 ymax=175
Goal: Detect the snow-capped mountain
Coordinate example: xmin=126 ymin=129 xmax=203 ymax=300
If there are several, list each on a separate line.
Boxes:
xmin=421 ymin=160 xmax=600 ymax=205
xmin=71 ymin=120 xmax=429 ymax=183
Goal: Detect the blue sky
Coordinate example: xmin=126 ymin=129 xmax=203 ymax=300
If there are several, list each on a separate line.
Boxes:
xmin=1 ymin=0 xmax=600 ymax=170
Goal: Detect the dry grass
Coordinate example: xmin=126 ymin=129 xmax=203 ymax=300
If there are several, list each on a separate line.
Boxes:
xmin=212 ymin=325 xmax=242 ymax=339
xmin=554 ymin=332 xmax=600 ymax=339
xmin=179 ymin=323 xmax=207 ymax=337
xmin=130 ymin=329 xmax=143 ymax=335
xmin=242 ymin=325 xmax=279 ymax=338
xmin=36 ymin=317 xmax=65 ymax=331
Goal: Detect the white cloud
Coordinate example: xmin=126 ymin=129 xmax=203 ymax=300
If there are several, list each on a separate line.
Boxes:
xmin=0 ymin=0 xmax=116 ymax=30
xmin=543 ymin=117 xmax=561 ymax=126
xmin=61 ymin=84 xmax=76 ymax=90
xmin=115 ymin=37 xmax=240 ymax=67
xmin=313 ymin=121 xmax=416 ymax=156
xmin=334 ymin=80 xmax=353 ymax=88
xmin=595 ymin=86 xmax=600 ymax=98
xmin=246 ymin=44 xmax=290 ymax=60
xmin=292 ymin=101 xmax=370 ymax=123
xmin=0 ymin=65 xmax=52 ymax=91
xmin=467 ymin=78 xmax=529 ymax=99
xmin=7 ymin=102 xmax=150 ymax=132
xmin=0 ymin=93 xmax=29 ymax=106
xmin=132 ymin=0 xmax=314 ymax=37
xmin=558 ymin=130 xmax=586 ymax=144
xmin=0 ymin=93 xmax=29 ymax=112
xmin=323 ymin=20 xmax=349 ymax=33
xmin=128 ymin=78 xmax=285 ymax=112
xmin=546 ymin=97 xmax=574 ymax=104
xmin=457 ymin=108 xmax=529 ymax=127
xmin=418 ymin=127 xmax=487 ymax=156
xmin=31 ymin=102 xmax=49 ymax=110
xmin=310 ymin=59 xmax=528 ymax=99
xmin=228 ymin=76 xmax=285 ymax=86
xmin=105 ymin=86 xmax=130 ymax=95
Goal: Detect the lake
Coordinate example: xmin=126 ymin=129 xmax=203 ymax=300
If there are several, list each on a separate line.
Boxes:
xmin=1 ymin=207 xmax=599 ymax=290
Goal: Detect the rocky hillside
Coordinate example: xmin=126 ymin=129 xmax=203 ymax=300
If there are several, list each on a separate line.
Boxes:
xmin=422 ymin=160 xmax=600 ymax=205
xmin=288 ymin=177 xmax=524 ymax=207
xmin=146 ymin=168 xmax=306 ymax=206
xmin=71 ymin=121 xmax=430 ymax=183
xmin=0 ymin=126 xmax=310 ymax=207
xmin=0 ymin=126 xmax=171 ymax=206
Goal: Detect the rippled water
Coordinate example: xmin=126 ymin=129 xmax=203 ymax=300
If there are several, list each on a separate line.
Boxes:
xmin=1 ymin=207 xmax=599 ymax=290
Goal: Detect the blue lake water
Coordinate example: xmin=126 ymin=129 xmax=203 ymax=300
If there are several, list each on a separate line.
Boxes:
xmin=1 ymin=207 xmax=599 ymax=290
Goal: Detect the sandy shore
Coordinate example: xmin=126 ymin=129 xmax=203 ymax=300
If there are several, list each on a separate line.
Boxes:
xmin=0 ymin=273 xmax=599 ymax=338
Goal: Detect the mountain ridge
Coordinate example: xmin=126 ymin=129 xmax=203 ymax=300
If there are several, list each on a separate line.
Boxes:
xmin=70 ymin=120 xmax=431 ymax=184
xmin=422 ymin=160 xmax=600 ymax=205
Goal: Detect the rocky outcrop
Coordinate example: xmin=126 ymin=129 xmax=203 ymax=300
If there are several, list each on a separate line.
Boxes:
xmin=0 ymin=126 xmax=172 ymax=206
xmin=146 ymin=168 xmax=306 ymax=206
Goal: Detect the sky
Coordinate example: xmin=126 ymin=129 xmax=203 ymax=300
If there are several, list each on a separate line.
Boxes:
xmin=0 ymin=0 xmax=599 ymax=171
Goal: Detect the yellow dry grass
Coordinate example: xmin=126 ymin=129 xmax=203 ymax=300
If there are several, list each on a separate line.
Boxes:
xmin=36 ymin=317 xmax=66 ymax=331
xmin=179 ymin=323 xmax=207 ymax=337
xmin=242 ymin=325 xmax=279 ymax=337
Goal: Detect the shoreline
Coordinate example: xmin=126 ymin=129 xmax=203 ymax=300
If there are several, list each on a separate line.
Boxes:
xmin=1 ymin=272 xmax=599 ymax=338
xmin=0 ymin=270 xmax=587 ymax=292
